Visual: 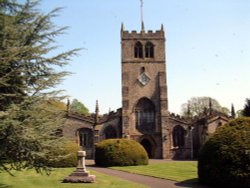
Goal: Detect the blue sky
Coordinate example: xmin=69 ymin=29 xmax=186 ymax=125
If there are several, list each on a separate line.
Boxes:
xmin=38 ymin=0 xmax=250 ymax=114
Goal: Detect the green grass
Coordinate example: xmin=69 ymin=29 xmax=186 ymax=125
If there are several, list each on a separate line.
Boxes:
xmin=0 ymin=168 xmax=147 ymax=188
xmin=111 ymin=161 xmax=198 ymax=182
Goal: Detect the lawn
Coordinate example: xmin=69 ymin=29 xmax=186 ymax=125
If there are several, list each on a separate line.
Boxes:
xmin=0 ymin=168 xmax=147 ymax=188
xmin=111 ymin=161 xmax=198 ymax=182
xmin=0 ymin=161 xmax=198 ymax=187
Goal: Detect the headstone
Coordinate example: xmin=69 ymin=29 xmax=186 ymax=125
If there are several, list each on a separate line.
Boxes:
xmin=63 ymin=150 xmax=95 ymax=183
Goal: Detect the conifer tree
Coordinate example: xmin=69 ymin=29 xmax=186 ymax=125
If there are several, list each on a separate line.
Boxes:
xmin=0 ymin=0 xmax=79 ymax=172
xmin=231 ymin=104 xmax=236 ymax=118
xmin=242 ymin=98 xmax=250 ymax=117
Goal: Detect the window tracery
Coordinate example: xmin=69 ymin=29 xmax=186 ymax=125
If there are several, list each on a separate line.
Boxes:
xmin=134 ymin=41 xmax=143 ymax=58
xmin=79 ymin=128 xmax=93 ymax=148
xmin=135 ymin=98 xmax=155 ymax=132
xmin=145 ymin=42 xmax=154 ymax=58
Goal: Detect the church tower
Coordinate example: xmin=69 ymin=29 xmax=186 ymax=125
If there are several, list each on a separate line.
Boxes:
xmin=121 ymin=22 xmax=170 ymax=158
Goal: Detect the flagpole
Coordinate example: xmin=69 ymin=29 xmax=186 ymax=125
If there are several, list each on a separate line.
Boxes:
xmin=140 ymin=0 xmax=145 ymax=31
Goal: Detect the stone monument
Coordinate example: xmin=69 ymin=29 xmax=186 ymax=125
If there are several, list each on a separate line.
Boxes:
xmin=63 ymin=150 xmax=95 ymax=183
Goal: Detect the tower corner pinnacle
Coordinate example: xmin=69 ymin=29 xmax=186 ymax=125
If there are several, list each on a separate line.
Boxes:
xmin=161 ymin=24 xmax=164 ymax=31
xmin=121 ymin=22 xmax=124 ymax=32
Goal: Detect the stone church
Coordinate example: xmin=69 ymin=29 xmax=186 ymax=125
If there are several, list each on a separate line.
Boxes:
xmin=63 ymin=22 xmax=230 ymax=159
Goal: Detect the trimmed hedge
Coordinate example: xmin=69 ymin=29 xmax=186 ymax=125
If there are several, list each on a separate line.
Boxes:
xmin=198 ymin=117 xmax=250 ymax=188
xmin=48 ymin=141 xmax=79 ymax=168
xmin=95 ymin=139 xmax=148 ymax=167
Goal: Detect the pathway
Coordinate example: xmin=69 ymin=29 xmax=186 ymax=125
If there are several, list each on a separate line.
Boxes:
xmin=86 ymin=160 xmax=210 ymax=188
xmin=89 ymin=166 xmax=177 ymax=188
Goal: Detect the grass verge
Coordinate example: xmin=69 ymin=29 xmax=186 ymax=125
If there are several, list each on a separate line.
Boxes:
xmin=110 ymin=161 xmax=198 ymax=182
xmin=0 ymin=168 xmax=147 ymax=188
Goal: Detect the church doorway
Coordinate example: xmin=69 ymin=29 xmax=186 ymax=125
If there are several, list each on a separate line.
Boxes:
xmin=140 ymin=139 xmax=153 ymax=158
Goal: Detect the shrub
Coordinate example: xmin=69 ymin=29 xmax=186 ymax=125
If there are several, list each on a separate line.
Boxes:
xmin=48 ymin=141 xmax=79 ymax=168
xmin=95 ymin=139 xmax=148 ymax=167
xmin=198 ymin=117 xmax=250 ymax=188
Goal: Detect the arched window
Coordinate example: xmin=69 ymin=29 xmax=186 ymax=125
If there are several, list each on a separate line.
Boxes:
xmin=78 ymin=128 xmax=93 ymax=148
xmin=145 ymin=42 xmax=154 ymax=58
xmin=173 ymin=125 xmax=185 ymax=147
xmin=104 ymin=126 xmax=117 ymax=139
xmin=134 ymin=41 xmax=143 ymax=58
xmin=135 ymin=98 xmax=155 ymax=132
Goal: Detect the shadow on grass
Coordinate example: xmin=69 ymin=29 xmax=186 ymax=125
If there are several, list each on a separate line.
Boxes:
xmin=0 ymin=183 xmax=12 ymax=188
xmin=175 ymin=178 xmax=211 ymax=188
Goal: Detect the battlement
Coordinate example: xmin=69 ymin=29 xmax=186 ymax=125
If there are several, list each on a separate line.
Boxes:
xmin=100 ymin=108 xmax=122 ymax=123
xmin=121 ymin=24 xmax=165 ymax=40
xmin=169 ymin=112 xmax=186 ymax=121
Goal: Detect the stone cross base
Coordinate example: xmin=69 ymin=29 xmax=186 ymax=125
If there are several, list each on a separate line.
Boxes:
xmin=63 ymin=169 xmax=96 ymax=183
xmin=63 ymin=150 xmax=95 ymax=183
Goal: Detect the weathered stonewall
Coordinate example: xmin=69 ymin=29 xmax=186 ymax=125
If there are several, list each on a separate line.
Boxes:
xmin=63 ymin=150 xmax=95 ymax=183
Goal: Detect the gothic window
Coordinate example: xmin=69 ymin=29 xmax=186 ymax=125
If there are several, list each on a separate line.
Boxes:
xmin=135 ymin=98 xmax=155 ymax=132
xmin=145 ymin=42 xmax=154 ymax=58
xmin=79 ymin=128 xmax=93 ymax=148
xmin=104 ymin=126 xmax=117 ymax=139
xmin=173 ymin=125 xmax=185 ymax=147
xmin=134 ymin=41 xmax=143 ymax=58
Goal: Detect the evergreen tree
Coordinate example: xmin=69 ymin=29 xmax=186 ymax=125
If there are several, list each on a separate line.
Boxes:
xmin=0 ymin=0 xmax=79 ymax=172
xmin=198 ymin=117 xmax=250 ymax=187
xmin=242 ymin=98 xmax=250 ymax=117
xmin=70 ymin=99 xmax=89 ymax=114
xmin=231 ymin=104 xmax=236 ymax=118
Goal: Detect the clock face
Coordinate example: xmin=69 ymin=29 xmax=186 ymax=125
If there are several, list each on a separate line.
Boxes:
xmin=138 ymin=72 xmax=150 ymax=86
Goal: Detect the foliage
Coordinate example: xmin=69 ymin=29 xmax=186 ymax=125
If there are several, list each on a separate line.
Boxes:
xmin=181 ymin=96 xmax=229 ymax=117
xmin=47 ymin=141 xmax=79 ymax=168
xmin=237 ymin=109 xmax=243 ymax=118
xmin=198 ymin=117 xmax=250 ymax=188
xmin=0 ymin=0 xmax=79 ymax=172
xmin=231 ymin=104 xmax=236 ymax=118
xmin=46 ymin=99 xmax=67 ymax=111
xmin=95 ymin=139 xmax=148 ymax=167
xmin=111 ymin=161 xmax=198 ymax=182
xmin=0 ymin=168 xmax=147 ymax=188
xmin=70 ymin=98 xmax=89 ymax=114
xmin=242 ymin=98 xmax=250 ymax=117
xmin=0 ymin=99 xmax=67 ymax=172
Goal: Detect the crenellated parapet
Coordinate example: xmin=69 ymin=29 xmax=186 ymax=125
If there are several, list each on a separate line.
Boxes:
xmin=121 ymin=23 xmax=165 ymax=40
xmin=121 ymin=30 xmax=165 ymax=40
xmin=99 ymin=108 xmax=122 ymax=124
xmin=169 ymin=112 xmax=187 ymax=122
